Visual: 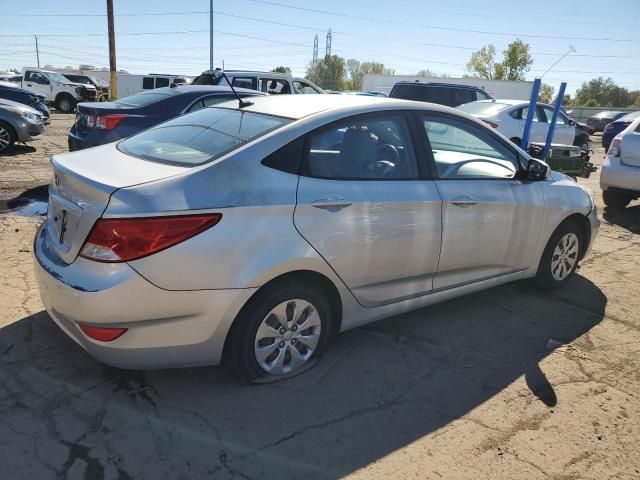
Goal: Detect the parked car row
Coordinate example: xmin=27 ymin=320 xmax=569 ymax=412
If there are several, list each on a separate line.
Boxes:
xmin=0 ymin=82 xmax=48 ymax=153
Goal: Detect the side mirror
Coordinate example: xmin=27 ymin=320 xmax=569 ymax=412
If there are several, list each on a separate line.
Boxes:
xmin=569 ymin=119 xmax=576 ymax=126
xmin=527 ymin=159 xmax=549 ymax=181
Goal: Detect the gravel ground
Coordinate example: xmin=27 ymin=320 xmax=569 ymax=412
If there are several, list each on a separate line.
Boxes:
xmin=0 ymin=113 xmax=639 ymax=479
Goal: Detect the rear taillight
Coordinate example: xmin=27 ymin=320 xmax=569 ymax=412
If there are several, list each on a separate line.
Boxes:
xmin=80 ymin=213 xmax=222 ymax=262
xmin=95 ymin=114 xmax=127 ymax=130
xmin=79 ymin=324 xmax=128 ymax=342
xmin=608 ymin=137 xmax=621 ymax=157
xmin=86 ymin=114 xmax=95 ymax=128
xmin=481 ymin=119 xmax=498 ymax=128
xmin=604 ymin=123 xmax=615 ymax=130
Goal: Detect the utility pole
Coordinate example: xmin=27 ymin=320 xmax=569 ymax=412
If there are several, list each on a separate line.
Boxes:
xmin=312 ymin=34 xmax=318 ymax=66
xmin=209 ymin=0 xmax=214 ymax=70
xmin=325 ymin=29 xmax=332 ymax=58
xmin=106 ymin=0 xmax=118 ymax=100
xmin=34 ymin=36 xmax=40 ymax=67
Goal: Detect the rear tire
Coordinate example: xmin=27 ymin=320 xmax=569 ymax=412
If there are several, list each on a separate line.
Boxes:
xmin=534 ymin=220 xmax=583 ymax=289
xmin=224 ymin=279 xmax=333 ymax=383
xmin=603 ymin=189 xmax=632 ymax=214
xmin=56 ymin=94 xmax=76 ymax=113
xmin=0 ymin=121 xmax=16 ymax=153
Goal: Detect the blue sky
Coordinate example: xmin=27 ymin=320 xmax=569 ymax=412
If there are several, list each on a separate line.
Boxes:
xmin=1 ymin=0 xmax=639 ymax=96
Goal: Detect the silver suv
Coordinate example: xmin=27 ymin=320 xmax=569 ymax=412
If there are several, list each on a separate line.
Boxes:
xmin=192 ymin=68 xmax=324 ymax=95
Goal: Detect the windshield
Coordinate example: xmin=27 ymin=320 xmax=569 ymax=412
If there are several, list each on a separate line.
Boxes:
xmin=457 ymin=101 xmax=512 ymax=116
xmin=46 ymin=72 xmax=72 ymax=84
xmin=118 ymin=107 xmax=290 ymax=166
xmin=115 ymin=91 xmax=173 ymax=107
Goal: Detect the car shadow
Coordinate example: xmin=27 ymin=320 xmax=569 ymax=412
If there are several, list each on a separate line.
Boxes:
xmin=0 ymin=184 xmax=49 ymax=214
xmin=0 ymin=275 xmax=606 ymax=479
xmin=603 ymin=204 xmax=640 ymax=234
xmin=0 ymin=144 xmax=37 ymax=156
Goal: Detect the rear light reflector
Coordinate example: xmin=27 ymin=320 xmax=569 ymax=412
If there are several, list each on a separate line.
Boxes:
xmin=95 ymin=114 xmax=128 ymax=130
xmin=481 ymin=120 xmax=498 ymax=128
xmin=79 ymin=324 xmax=128 ymax=342
xmin=80 ymin=213 xmax=222 ymax=262
xmin=608 ymin=137 xmax=621 ymax=157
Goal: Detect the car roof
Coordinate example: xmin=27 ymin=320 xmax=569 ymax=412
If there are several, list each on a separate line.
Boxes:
xmin=594 ymin=110 xmax=625 ymax=116
xmin=394 ymin=81 xmax=485 ymax=91
xmin=131 ymin=85 xmax=264 ymax=97
xmin=214 ymin=94 xmax=454 ymax=120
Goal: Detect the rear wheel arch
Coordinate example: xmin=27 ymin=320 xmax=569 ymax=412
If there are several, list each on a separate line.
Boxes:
xmin=221 ymin=269 xmax=343 ymax=382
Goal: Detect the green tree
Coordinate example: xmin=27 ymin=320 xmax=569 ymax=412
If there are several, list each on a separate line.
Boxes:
xmin=574 ymin=77 xmax=631 ymax=107
xmin=344 ymin=59 xmax=394 ymax=90
xmin=416 ymin=69 xmax=436 ymax=77
xmin=538 ymin=83 xmax=555 ymax=103
xmin=561 ymin=94 xmax=573 ymax=107
xmin=306 ymin=55 xmax=346 ymax=90
xmin=466 ymin=39 xmax=532 ymax=81
xmin=584 ymin=99 xmax=599 ymax=107
xmin=272 ymin=66 xmax=291 ymax=74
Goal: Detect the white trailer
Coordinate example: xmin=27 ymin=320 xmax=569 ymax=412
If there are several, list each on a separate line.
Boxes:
xmin=48 ymin=67 xmax=190 ymax=98
xmin=363 ymin=74 xmax=534 ymax=100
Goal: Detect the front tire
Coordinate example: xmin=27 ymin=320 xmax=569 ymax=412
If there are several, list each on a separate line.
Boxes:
xmin=224 ymin=279 xmax=333 ymax=383
xmin=56 ymin=94 xmax=76 ymax=113
xmin=603 ymin=189 xmax=632 ymax=213
xmin=534 ymin=221 xmax=583 ymax=289
xmin=0 ymin=121 xmax=16 ymax=153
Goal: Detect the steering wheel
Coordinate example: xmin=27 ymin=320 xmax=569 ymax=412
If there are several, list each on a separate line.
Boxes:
xmin=441 ymin=159 xmax=516 ymax=179
xmin=376 ymin=144 xmax=400 ymax=164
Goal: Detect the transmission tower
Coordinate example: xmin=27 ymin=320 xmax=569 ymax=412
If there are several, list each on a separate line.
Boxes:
xmin=325 ymin=29 xmax=332 ymax=58
xmin=313 ymin=34 xmax=318 ymax=66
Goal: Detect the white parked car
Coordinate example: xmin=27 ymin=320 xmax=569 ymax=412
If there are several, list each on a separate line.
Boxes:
xmin=458 ymin=99 xmax=576 ymax=147
xmin=192 ymin=68 xmax=324 ymax=95
xmin=21 ymin=68 xmax=97 ymax=113
xmin=601 ymin=116 xmax=640 ymax=212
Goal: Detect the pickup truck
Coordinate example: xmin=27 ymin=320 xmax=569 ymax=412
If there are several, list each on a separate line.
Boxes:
xmin=21 ymin=68 xmax=97 ymax=113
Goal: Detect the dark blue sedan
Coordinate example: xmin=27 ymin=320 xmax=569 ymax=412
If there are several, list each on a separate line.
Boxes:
xmin=68 ymin=85 xmax=263 ymax=151
xmin=0 ymin=83 xmax=50 ymax=124
xmin=601 ymin=111 xmax=640 ymax=151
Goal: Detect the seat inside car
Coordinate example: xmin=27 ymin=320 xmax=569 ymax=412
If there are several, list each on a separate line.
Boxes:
xmin=339 ymin=126 xmax=378 ymax=177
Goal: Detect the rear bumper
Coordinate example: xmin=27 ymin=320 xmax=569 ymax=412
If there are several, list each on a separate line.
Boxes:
xmin=600 ymin=155 xmax=640 ymax=194
xmin=32 ymin=223 xmax=256 ymax=369
xmin=584 ymin=205 xmax=599 ymax=259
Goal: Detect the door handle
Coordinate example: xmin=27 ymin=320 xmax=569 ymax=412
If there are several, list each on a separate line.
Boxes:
xmin=27 ymin=83 xmax=32 ymax=87
xmin=451 ymin=196 xmax=478 ymax=207
xmin=311 ymin=198 xmax=352 ymax=210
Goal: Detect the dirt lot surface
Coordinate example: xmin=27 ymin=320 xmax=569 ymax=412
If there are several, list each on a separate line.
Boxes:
xmin=1 ymin=114 xmax=639 ymax=479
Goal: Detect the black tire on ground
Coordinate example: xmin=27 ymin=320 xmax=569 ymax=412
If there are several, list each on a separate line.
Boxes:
xmin=603 ymin=189 xmax=632 ymax=213
xmin=510 ymin=137 xmax=522 ymax=147
xmin=534 ymin=220 xmax=583 ymax=289
xmin=224 ymin=278 xmax=333 ymax=383
xmin=56 ymin=94 xmax=76 ymax=113
xmin=0 ymin=121 xmax=16 ymax=153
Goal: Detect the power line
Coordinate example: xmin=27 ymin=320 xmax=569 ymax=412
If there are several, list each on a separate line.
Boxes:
xmin=244 ymin=0 xmax=640 ymax=43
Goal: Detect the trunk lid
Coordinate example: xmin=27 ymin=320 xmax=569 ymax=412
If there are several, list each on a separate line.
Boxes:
xmin=46 ymin=144 xmax=188 ymax=264
xmin=74 ymin=102 xmax=136 ymax=136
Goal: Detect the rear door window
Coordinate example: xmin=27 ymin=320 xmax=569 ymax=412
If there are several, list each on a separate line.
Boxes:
xmin=155 ymin=77 xmax=170 ymax=88
xmin=423 ymin=87 xmax=448 ymax=104
xmin=118 ymin=108 xmax=290 ymax=166
xmin=304 ymin=114 xmax=419 ymax=179
xmin=390 ymin=84 xmax=424 ymax=101
xmin=142 ymin=77 xmax=155 ymax=89
xmin=231 ymin=77 xmax=257 ymax=90
xmin=451 ymin=88 xmax=475 ymax=106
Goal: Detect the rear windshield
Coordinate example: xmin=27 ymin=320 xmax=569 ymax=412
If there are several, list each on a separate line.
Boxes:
xmin=118 ymin=107 xmax=290 ymax=166
xmin=620 ymin=111 xmax=640 ymax=122
xmin=457 ymin=101 xmax=512 ymax=116
xmin=115 ymin=91 xmax=173 ymax=107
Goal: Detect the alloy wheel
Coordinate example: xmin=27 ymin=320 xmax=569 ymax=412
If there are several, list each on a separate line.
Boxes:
xmin=551 ymin=233 xmax=579 ymax=281
xmin=254 ymin=299 xmax=322 ymax=375
xmin=0 ymin=126 xmax=10 ymax=151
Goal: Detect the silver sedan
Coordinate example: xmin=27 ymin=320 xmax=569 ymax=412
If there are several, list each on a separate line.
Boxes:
xmin=34 ymin=95 xmax=599 ymax=382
